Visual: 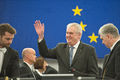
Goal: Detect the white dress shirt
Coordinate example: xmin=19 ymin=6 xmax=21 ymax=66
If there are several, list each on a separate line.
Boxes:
xmin=110 ymin=38 xmax=120 ymax=51
xmin=24 ymin=61 xmax=34 ymax=71
xmin=69 ymin=41 xmax=80 ymax=60
xmin=24 ymin=61 xmax=36 ymax=79
xmin=0 ymin=48 xmax=7 ymax=73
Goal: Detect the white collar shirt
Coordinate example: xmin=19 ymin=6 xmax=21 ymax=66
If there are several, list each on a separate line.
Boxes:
xmin=24 ymin=61 xmax=34 ymax=71
xmin=69 ymin=41 xmax=80 ymax=60
xmin=110 ymin=38 xmax=120 ymax=51
xmin=0 ymin=48 xmax=7 ymax=73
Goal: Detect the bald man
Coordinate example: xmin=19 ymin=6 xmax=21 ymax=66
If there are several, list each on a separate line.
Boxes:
xmin=19 ymin=48 xmax=36 ymax=79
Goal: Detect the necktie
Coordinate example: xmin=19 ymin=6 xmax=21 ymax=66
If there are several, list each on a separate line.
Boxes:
xmin=69 ymin=47 xmax=74 ymax=65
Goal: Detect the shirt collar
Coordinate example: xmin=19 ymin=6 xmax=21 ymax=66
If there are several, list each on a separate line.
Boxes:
xmin=69 ymin=41 xmax=80 ymax=49
xmin=110 ymin=38 xmax=120 ymax=51
xmin=0 ymin=47 xmax=7 ymax=54
xmin=24 ymin=61 xmax=34 ymax=70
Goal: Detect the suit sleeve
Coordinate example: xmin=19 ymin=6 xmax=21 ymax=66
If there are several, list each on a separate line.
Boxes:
xmin=11 ymin=51 xmax=20 ymax=77
xmin=38 ymin=39 xmax=57 ymax=59
xmin=7 ymin=50 xmax=20 ymax=78
xmin=115 ymin=46 xmax=120 ymax=80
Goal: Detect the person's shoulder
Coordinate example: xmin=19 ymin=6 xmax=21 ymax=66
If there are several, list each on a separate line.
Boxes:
xmin=58 ymin=42 xmax=66 ymax=45
xmin=81 ymin=42 xmax=94 ymax=49
xmin=7 ymin=47 xmax=18 ymax=54
xmin=19 ymin=62 xmax=30 ymax=75
xmin=20 ymin=62 xmax=28 ymax=69
xmin=57 ymin=42 xmax=67 ymax=47
xmin=115 ymin=41 xmax=120 ymax=49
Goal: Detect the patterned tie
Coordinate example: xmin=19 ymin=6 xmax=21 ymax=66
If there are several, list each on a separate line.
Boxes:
xmin=69 ymin=47 xmax=74 ymax=65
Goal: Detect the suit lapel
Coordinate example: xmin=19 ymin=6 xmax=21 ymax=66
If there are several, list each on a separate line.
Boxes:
xmin=102 ymin=40 xmax=120 ymax=76
xmin=71 ymin=42 xmax=82 ymax=66
xmin=1 ymin=49 xmax=10 ymax=73
xmin=23 ymin=62 xmax=35 ymax=78
xmin=23 ymin=62 xmax=33 ymax=73
xmin=64 ymin=45 xmax=70 ymax=66
xmin=103 ymin=53 xmax=110 ymax=71
xmin=102 ymin=46 xmax=114 ymax=78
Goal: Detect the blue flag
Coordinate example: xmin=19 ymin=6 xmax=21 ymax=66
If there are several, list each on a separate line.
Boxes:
xmin=0 ymin=0 xmax=120 ymax=58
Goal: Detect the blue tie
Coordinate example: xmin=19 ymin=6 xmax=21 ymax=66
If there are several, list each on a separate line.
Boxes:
xmin=69 ymin=47 xmax=74 ymax=65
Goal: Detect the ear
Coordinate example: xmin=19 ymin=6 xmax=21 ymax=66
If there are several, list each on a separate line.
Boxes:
xmin=78 ymin=32 xmax=81 ymax=39
xmin=78 ymin=32 xmax=81 ymax=36
xmin=106 ymin=34 xmax=112 ymax=39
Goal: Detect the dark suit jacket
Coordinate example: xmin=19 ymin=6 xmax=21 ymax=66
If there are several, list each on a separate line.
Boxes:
xmin=102 ymin=40 xmax=120 ymax=80
xmin=103 ymin=54 xmax=109 ymax=69
xmin=19 ymin=62 xmax=35 ymax=78
xmin=33 ymin=71 xmax=42 ymax=80
xmin=44 ymin=65 xmax=58 ymax=74
xmin=0 ymin=47 xmax=19 ymax=78
xmin=38 ymin=39 xmax=99 ymax=77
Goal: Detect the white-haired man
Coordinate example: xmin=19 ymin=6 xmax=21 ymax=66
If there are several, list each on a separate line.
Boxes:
xmin=98 ymin=23 xmax=120 ymax=80
xmin=34 ymin=20 xmax=99 ymax=77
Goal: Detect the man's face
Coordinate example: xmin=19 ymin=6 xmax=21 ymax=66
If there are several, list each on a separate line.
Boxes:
xmin=66 ymin=26 xmax=81 ymax=46
xmin=100 ymin=34 xmax=111 ymax=48
xmin=0 ymin=32 xmax=14 ymax=48
xmin=43 ymin=61 xmax=47 ymax=71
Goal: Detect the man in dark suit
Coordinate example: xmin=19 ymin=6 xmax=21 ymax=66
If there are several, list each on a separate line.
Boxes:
xmin=98 ymin=23 xmax=120 ymax=80
xmin=34 ymin=20 xmax=99 ymax=77
xmin=0 ymin=23 xmax=19 ymax=78
xmin=44 ymin=65 xmax=58 ymax=74
xmin=19 ymin=48 xmax=36 ymax=79
xmin=103 ymin=54 xmax=109 ymax=69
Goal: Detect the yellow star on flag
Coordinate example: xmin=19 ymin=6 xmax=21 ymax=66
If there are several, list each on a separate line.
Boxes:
xmin=88 ymin=33 xmax=98 ymax=43
xmin=72 ymin=6 xmax=83 ymax=16
xmin=80 ymin=21 xmax=87 ymax=31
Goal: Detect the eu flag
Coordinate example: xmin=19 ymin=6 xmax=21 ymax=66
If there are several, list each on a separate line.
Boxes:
xmin=0 ymin=0 xmax=120 ymax=58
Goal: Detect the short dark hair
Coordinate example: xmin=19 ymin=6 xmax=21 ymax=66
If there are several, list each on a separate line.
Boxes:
xmin=34 ymin=56 xmax=45 ymax=69
xmin=0 ymin=23 xmax=16 ymax=36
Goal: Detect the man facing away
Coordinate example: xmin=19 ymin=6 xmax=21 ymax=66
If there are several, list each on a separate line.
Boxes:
xmin=0 ymin=23 xmax=19 ymax=78
xmin=34 ymin=20 xmax=99 ymax=77
xmin=98 ymin=23 xmax=120 ymax=80
xmin=19 ymin=48 xmax=36 ymax=79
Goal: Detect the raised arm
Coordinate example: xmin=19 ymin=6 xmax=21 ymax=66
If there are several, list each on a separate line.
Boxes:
xmin=34 ymin=20 xmax=44 ymax=40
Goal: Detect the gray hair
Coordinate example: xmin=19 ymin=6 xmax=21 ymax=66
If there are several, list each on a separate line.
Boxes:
xmin=66 ymin=22 xmax=82 ymax=35
xmin=98 ymin=23 xmax=119 ymax=38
